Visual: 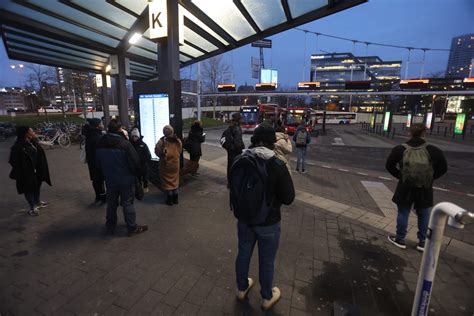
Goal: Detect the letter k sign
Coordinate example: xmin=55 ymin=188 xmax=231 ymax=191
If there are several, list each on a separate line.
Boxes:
xmin=152 ymin=12 xmax=162 ymax=28
xmin=149 ymin=0 xmax=168 ymax=39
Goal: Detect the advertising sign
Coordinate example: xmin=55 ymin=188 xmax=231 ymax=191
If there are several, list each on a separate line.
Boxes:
xmin=454 ymin=113 xmax=466 ymax=135
xmin=370 ymin=113 xmax=375 ymax=129
xmin=251 ymin=39 xmax=272 ymax=48
xmin=260 ymin=69 xmax=278 ymax=85
xmin=425 ymin=112 xmax=433 ymax=129
xmin=138 ymin=93 xmax=170 ymax=159
xmin=383 ymin=111 xmax=391 ymax=132
xmin=406 ymin=114 xmax=412 ymax=128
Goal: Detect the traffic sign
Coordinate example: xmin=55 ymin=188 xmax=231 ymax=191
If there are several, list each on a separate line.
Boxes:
xmin=251 ymin=39 xmax=272 ymax=48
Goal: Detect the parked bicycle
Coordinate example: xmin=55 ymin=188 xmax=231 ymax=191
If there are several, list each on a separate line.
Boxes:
xmin=37 ymin=128 xmax=71 ymax=148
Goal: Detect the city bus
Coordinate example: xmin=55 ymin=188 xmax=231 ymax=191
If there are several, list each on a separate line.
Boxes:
xmin=282 ymin=108 xmax=316 ymax=134
xmin=240 ymin=103 xmax=282 ymax=133
xmin=315 ymin=111 xmax=358 ymax=124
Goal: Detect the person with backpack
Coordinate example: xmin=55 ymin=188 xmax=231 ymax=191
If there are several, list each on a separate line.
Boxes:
xmin=130 ymin=128 xmax=152 ymax=193
xmin=386 ymin=123 xmax=447 ymax=251
xmin=182 ymin=120 xmax=205 ymax=176
xmin=292 ymin=120 xmax=311 ymax=173
xmin=229 ymin=122 xmax=295 ymax=311
xmin=84 ymin=118 xmax=106 ymax=204
xmin=221 ymin=112 xmax=245 ymax=187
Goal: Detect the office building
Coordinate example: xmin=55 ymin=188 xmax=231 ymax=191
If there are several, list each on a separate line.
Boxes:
xmin=0 ymin=87 xmax=26 ymax=113
xmin=445 ymin=33 xmax=474 ymax=78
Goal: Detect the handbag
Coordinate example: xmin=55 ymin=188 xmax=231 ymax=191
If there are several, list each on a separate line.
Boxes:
xmin=135 ymin=178 xmax=144 ymax=200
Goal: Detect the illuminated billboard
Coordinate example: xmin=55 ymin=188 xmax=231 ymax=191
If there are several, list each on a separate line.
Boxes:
xmin=383 ymin=111 xmax=391 ymax=132
xmin=406 ymin=114 xmax=412 ymax=128
xmin=138 ymin=93 xmax=170 ymax=160
xmin=425 ymin=112 xmax=433 ymax=130
xmin=454 ymin=113 xmax=466 ymax=135
xmin=260 ymin=69 xmax=278 ymax=85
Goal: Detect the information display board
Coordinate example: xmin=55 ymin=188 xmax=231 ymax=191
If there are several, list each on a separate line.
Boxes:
xmin=454 ymin=113 xmax=466 ymax=135
xmin=425 ymin=112 xmax=433 ymax=130
xmin=138 ymin=93 xmax=170 ymax=159
xmin=406 ymin=114 xmax=412 ymax=128
xmin=383 ymin=111 xmax=391 ymax=132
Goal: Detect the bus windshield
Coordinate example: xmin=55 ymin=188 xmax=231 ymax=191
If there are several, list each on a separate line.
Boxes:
xmin=241 ymin=112 xmax=259 ymax=125
xmin=286 ymin=113 xmax=304 ymax=126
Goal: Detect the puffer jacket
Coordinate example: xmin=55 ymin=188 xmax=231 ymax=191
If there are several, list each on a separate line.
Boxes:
xmin=274 ymin=132 xmax=292 ymax=164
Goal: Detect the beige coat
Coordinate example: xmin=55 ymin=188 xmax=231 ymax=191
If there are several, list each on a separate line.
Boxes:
xmin=155 ymin=136 xmax=182 ymax=190
xmin=274 ymin=132 xmax=292 ymax=165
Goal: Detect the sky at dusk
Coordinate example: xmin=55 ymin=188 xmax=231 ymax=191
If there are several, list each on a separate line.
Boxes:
xmin=1 ymin=0 xmax=473 ymax=88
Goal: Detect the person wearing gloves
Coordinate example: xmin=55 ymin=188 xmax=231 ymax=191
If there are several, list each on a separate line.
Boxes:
xmin=130 ymin=128 xmax=152 ymax=193
xmin=155 ymin=125 xmax=182 ymax=205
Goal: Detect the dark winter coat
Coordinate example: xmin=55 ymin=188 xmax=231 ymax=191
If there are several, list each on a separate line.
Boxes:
xmin=84 ymin=127 xmax=103 ymax=181
xmin=223 ymin=125 xmax=245 ymax=155
xmin=186 ymin=124 xmax=205 ymax=157
xmin=131 ymin=137 xmax=152 ymax=173
xmin=9 ymin=139 xmax=52 ymax=194
xmin=293 ymin=125 xmax=311 ymax=148
xmin=96 ymin=133 xmax=141 ymax=187
xmin=385 ymin=137 xmax=447 ymax=209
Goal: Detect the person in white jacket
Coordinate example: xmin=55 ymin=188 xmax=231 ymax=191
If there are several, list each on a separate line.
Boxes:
xmin=274 ymin=124 xmax=293 ymax=170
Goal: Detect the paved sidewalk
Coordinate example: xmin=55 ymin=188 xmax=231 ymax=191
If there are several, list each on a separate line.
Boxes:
xmin=0 ymin=142 xmax=473 ymax=315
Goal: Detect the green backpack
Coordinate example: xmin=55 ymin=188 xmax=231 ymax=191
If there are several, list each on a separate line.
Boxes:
xmin=401 ymin=143 xmax=434 ymax=188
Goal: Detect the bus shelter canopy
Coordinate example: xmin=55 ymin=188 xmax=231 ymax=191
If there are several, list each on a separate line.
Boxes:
xmin=0 ymin=0 xmax=365 ymax=80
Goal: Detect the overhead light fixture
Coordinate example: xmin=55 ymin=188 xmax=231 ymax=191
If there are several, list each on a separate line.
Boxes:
xmin=10 ymin=65 xmax=15 ymax=69
xmin=19 ymin=64 xmax=24 ymax=68
xmin=129 ymin=33 xmax=142 ymax=44
xmin=105 ymin=64 xmax=112 ymax=73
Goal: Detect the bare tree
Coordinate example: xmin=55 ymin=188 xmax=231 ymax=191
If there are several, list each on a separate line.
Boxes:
xmin=25 ymin=64 xmax=56 ymax=112
xmin=201 ymin=55 xmax=233 ymax=118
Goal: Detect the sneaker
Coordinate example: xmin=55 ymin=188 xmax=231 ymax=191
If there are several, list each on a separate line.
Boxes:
xmin=143 ymin=187 xmax=149 ymax=193
xmin=261 ymin=287 xmax=281 ymax=311
xmin=301 ymin=169 xmax=307 ymax=174
xmin=416 ymin=240 xmax=425 ymax=252
xmin=387 ymin=235 xmax=407 ymax=249
xmin=236 ymin=278 xmax=254 ymax=301
xmin=296 ymin=168 xmax=300 ymax=173
xmin=128 ymin=225 xmax=148 ymax=237
xmin=36 ymin=201 xmax=49 ymax=208
xmin=27 ymin=208 xmax=39 ymax=216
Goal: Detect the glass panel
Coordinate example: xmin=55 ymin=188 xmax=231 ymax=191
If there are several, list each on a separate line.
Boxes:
xmin=115 ymin=0 xmax=147 ymax=15
xmin=180 ymin=54 xmax=192 ymax=62
xmin=3 ymin=26 xmax=110 ymax=57
xmin=191 ymin=0 xmax=255 ymax=41
xmin=180 ymin=5 xmax=228 ymax=45
xmin=130 ymin=62 xmax=156 ymax=73
xmin=72 ymin=0 xmax=137 ymax=28
xmin=184 ymin=26 xmax=217 ymax=52
xmin=5 ymin=33 xmax=108 ymax=63
xmin=28 ymin=0 xmax=127 ymax=40
xmin=288 ymin=0 xmax=327 ymax=18
xmin=9 ymin=48 xmax=103 ymax=71
xmin=127 ymin=46 xmax=157 ymax=60
xmin=241 ymin=0 xmax=286 ymax=30
xmin=180 ymin=44 xmax=204 ymax=58
xmin=1 ymin=2 xmax=119 ymax=47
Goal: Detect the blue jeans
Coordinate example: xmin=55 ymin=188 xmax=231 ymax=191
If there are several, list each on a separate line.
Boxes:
xmin=296 ymin=147 xmax=306 ymax=171
xmin=106 ymin=185 xmax=137 ymax=231
xmin=235 ymin=221 xmax=281 ymax=300
xmin=24 ymin=184 xmax=41 ymax=210
xmin=396 ymin=205 xmax=431 ymax=242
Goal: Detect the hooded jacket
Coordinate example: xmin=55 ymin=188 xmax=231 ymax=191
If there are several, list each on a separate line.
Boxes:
xmin=274 ymin=132 xmax=292 ymax=164
xmin=84 ymin=127 xmax=103 ymax=181
xmin=187 ymin=123 xmax=205 ymax=157
xmin=293 ymin=124 xmax=311 ymax=148
xmin=131 ymin=136 xmax=152 ymax=168
xmin=238 ymin=146 xmax=295 ymax=226
xmin=385 ymin=137 xmax=447 ymax=208
xmin=96 ymin=133 xmax=141 ymax=187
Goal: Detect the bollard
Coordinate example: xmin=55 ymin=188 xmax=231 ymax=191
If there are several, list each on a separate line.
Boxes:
xmin=391 ymin=128 xmax=396 ymax=139
xmin=471 ymin=125 xmax=473 ymax=135
xmin=436 ymin=126 xmax=440 ymax=135
xmin=412 ymin=202 xmax=474 ymax=316
xmin=444 ymin=127 xmax=447 ymax=137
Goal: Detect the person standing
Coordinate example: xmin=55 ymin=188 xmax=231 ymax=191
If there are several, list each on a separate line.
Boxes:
xmin=155 ymin=125 xmax=182 ymax=205
xmin=293 ymin=120 xmax=311 ymax=173
xmin=221 ymin=112 xmax=245 ymax=187
xmin=386 ymin=123 xmax=447 ymax=251
xmin=96 ymin=120 xmax=148 ymax=236
xmin=274 ymin=124 xmax=292 ymax=170
xmin=9 ymin=126 xmax=51 ymax=216
xmin=130 ymin=128 xmax=152 ymax=193
xmin=84 ymin=118 xmax=106 ymax=204
xmin=183 ymin=120 xmax=205 ymax=176
xmin=229 ymin=123 xmax=295 ymax=310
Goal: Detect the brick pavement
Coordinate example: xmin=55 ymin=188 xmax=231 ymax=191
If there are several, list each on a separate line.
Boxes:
xmin=0 ymin=141 xmax=473 ymax=315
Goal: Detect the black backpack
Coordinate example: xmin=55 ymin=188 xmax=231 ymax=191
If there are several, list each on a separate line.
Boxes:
xmin=229 ymin=151 xmax=274 ymax=225
xmin=220 ymin=128 xmax=234 ymax=151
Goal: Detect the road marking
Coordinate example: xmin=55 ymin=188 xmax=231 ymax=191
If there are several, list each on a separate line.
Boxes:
xmin=360 ymin=181 xmax=396 ymax=217
xmin=332 ymin=137 xmax=345 ymax=146
xmin=433 ymin=186 xmax=449 ymax=192
xmin=468 ymin=194 xmax=474 ymax=198
xmin=322 ymin=165 xmax=332 ymax=169
xmin=338 ymin=168 xmax=349 ymax=172
xmin=378 ymin=176 xmax=392 ymax=181
xmin=357 ymin=172 xmax=369 ymax=176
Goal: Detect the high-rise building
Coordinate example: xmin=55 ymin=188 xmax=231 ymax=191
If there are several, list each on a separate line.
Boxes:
xmin=445 ymin=33 xmax=474 ymax=78
xmin=0 ymin=87 xmax=26 ymax=113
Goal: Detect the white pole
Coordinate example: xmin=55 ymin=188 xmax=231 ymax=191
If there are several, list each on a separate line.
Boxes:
xmin=411 ymin=202 xmax=473 ymax=316
xmin=197 ymin=61 xmax=201 ymax=121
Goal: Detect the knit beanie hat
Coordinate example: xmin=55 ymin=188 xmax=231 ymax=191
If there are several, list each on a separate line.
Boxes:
xmin=251 ymin=122 xmax=276 ymax=145
xmin=131 ymin=128 xmax=140 ymax=138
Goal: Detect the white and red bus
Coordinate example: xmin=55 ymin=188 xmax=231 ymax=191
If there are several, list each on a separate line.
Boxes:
xmin=282 ymin=108 xmax=316 ymax=135
xmin=240 ymin=103 xmax=283 ymax=133
xmin=315 ymin=111 xmax=357 ymax=124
